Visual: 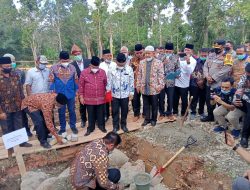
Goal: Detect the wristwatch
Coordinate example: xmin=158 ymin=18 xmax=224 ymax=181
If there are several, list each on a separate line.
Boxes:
xmin=233 ymin=144 xmax=240 ymax=151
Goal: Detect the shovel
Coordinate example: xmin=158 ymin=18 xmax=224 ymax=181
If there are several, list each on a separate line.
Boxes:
xmin=153 ymin=135 xmax=197 ymax=177
xmin=180 ymin=96 xmax=193 ymax=127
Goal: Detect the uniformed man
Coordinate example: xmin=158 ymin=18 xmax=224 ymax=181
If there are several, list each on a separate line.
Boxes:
xmin=201 ymin=39 xmax=233 ymax=122
xmin=225 ymin=41 xmax=237 ymax=58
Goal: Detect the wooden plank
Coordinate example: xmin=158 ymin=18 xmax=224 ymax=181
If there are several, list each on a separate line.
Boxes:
xmin=14 ymin=146 xmax=26 ymax=177
xmin=0 ymin=121 xmax=141 ymax=160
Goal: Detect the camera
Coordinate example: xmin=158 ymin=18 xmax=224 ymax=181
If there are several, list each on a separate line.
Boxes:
xmin=210 ymin=89 xmax=215 ymax=100
xmin=236 ymin=94 xmax=242 ymax=100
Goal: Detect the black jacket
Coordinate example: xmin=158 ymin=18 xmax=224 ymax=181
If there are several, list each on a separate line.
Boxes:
xmin=71 ymin=59 xmax=91 ymax=78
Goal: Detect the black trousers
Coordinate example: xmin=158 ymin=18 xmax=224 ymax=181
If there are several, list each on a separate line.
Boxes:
xmin=22 ymin=110 xmax=30 ymax=133
xmin=165 ymin=86 xmax=175 ymax=116
xmin=93 ymin=168 xmax=121 ymax=190
xmin=142 ymin=94 xmax=158 ymax=122
xmin=205 ymin=86 xmax=216 ymax=117
xmin=86 ymin=104 xmax=105 ymax=132
xmin=173 ymin=86 xmax=189 ymax=116
xmin=190 ymin=85 xmax=206 ymax=115
xmin=111 ymin=97 xmax=129 ymax=129
xmin=79 ymin=103 xmax=87 ymax=123
xmin=241 ymin=101 xmax=250 ymax=138
xmin=132 ymin=88 xmax=141 ymax=117
xmin=0 ymin=111 xmax=23 ymax=135
xmin=24 ymin=108 xmax=49 ymax=144
xmin=105 ymin=103 xmax=110 ymax=119
xmin=158 ymin=88 xmax=165 ymax=116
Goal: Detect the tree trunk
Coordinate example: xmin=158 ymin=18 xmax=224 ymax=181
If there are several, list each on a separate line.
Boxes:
xmin=136 ymin=10 xmax=140 ymax=42
xmin=110 ymin=33 xmax=113 ymax=55
xmin=56 ymin=1 xmax=62 ymax=51
xmin=158 ymin=12 xmax=162 ymax=47
xmin=203 ymin=26 xmax=208 ymax=47
xmin=97 ymin=8 xmax=103 ymax=58
xmin=31 ymin=33 xmax=37 ymax=62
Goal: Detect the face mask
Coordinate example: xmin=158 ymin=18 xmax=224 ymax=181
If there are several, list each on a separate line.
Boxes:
xmin=11 ymin=62 xmax=17 ymax=69
xmin=214 ymin=48 xmax=222 ymax=55
xmin=224 ymin=47 xmax=230 ymax=52
xmin=74 ymin=55 xmax=82 ymax=61
xmin=180 ymin=57 xmax=186 ymax=61
xmin=165 ymin=53 xmax=172 ymax=58
xmin=2 ymin=68 xmax=12 ymax=74
xmin=123 ymin=53 xmax=128 ymax=58
xmin=237 ymin=54 xmax=245 ymax=60
xmin=61 ymin=62 xmax=69 ymax=67
xmin=38 ymin=64 xmax=46 ymax=70
xmin=105 ymin=59 xmax=111 ymax=64
xmin=146 ymin=57 xmax=153 ymax=62
xmin=117 ymin=66 xmax=124 ymax=70
xmin=221 ymin=89 xmax=231 ymax=95
xmin=200 ymin=57 xmax=207 ymax=61
xmin=91 ymin=68 xmax=99 ymax=73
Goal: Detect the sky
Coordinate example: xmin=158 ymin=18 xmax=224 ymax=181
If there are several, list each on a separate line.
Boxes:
xmin=13 ymin=0 xmax=188 ymax=22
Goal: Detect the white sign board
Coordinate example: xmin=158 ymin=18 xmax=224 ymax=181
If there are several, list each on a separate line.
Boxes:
xmin=2 ymin=128 xmax=28 ymax=149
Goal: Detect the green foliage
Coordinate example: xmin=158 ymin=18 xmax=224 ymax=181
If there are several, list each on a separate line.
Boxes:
xmin=0 ymin=0 xmax=249 ymax=60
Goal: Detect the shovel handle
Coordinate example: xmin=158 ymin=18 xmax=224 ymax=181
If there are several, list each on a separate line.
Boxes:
xmin=162 ymin=146 xmax=185 ymax=169
xmin=181 ymin=96 xmax=193 ymax=126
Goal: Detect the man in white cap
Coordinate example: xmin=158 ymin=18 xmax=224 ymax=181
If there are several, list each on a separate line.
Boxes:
xmin=25 ymin=55 xmax=50 ymax=95
xmin=25 ymin=55 xmax=51 ymax=136
xmin=120 ymin=46 xmax=131 ymax=65
xmin=137 ymin=46 xmax=165 ymax=126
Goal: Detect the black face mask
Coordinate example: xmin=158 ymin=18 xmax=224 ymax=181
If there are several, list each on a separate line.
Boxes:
xmin=224 ymin=47 xmax=230 ymax=51
xmin=214 ymin=48 xmax=222 ymax=55
xmin=2 ymin=68 xmax=12 ymax=74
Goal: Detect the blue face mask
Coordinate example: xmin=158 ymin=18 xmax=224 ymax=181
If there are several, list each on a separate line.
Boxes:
xmin=237 ymin=54 xmax=245 ymax=60
xmin=221 ymin=89 xmax=231 ymax=95
xmin=11 ymin=62 xmax=17 ymax=69
xmin=200 ymin=57 xmax=207 ymax=61
xmin=74 ymin=55 xmax=82 ymax=61
xmin=165 ymin=53 xmax=172 ymax=57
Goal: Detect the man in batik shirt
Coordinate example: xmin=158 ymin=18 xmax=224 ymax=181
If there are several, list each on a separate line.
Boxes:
xmin=70 ymin=132 xmax=124 ymax=190
xmin=137 ymin=46 xmax=165 ymax=127
xmin=22 ymin=93 xmax=68 ymax=148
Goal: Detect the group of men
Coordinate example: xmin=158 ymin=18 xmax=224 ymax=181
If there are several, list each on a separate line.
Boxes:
xmin=0 ymin=40 xmax=250 ymax=149
xmin=0 ymin=39 xmax=250 ymax=189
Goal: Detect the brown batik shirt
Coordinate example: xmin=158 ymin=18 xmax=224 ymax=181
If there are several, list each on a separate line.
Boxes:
xmin=70 ymin=139 xmax=118 ymax=190
xmin=21 ymin=93 xmax=59 ymax=139
xmin=0 ymin=71 xmax=24 ymax=113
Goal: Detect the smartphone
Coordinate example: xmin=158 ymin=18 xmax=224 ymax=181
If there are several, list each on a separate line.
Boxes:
xmin=236 ymin=94 xmax=242 ymax=100
xmin=179 ymin=53 xmax=187 ymax=58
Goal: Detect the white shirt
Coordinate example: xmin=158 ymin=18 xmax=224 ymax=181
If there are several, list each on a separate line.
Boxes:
xmin=77 ymin=60 xmax=84 ymax=71
xmin=25 ymin=67 xmax=50 ymax=94
xmin=175 ymin=56 xmax=197 ymax=88
xmin=99 ymin=61 xmax=116 ymax=76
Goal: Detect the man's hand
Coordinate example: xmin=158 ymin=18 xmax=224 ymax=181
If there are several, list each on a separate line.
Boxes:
xmin=243 ymin=170 xmax=250 ymax=181
xmin=0 ymin=113 xmax=7 ymax=120
xmin=56 ymin=136 xmax=63 ymax=145
xmin=129 ymin=95 xmax=134 ymax=101
xmin=213 ymin=95 xmax=223 ymax=104
xmin=118 ymin=184 xmax=125 ymax=190
xmin=79 ymin=96 xmax=85 ymax=105
xmin=233 ymin=99 xmax=243 ymax=107
xmin=225 ymin=133 xmax=236 ymax=147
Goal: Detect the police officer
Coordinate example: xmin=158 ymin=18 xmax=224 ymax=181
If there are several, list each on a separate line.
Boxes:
xmin=201 ymin=39 xmax=233 ymax=122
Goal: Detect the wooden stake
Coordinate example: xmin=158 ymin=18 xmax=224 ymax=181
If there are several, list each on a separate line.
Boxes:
xmin=14 ymin=146 xmax=26 ymax=177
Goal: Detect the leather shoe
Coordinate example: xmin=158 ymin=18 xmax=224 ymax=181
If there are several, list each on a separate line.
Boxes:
xmin=41 ymin=142 xmax=52 ymax=149
xmin=81 ymin=122 xmax=86 ymax=128
xmin=84 ymin=131 xmax=91 ymax=136
xmin=200 ymin=115 xmax=214 ymax=122
xmin=19 ymin=142 xmax=32 ymax=148
xmin=121 ymin=126 xmax=129 ymax=132
xmin=100 ymin=128 xmax=107 ymax=133
xmin=113 ymin=128 xmax=118 ymax=133
xmin=240 ymin=137 xmax=249 ymax=148
xmin=151 ymin=121 xmax=156 ymax=126
xmin=141 ymin=121 xmax=150 ymax=127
